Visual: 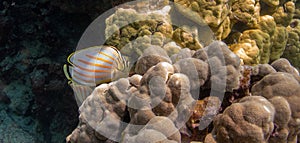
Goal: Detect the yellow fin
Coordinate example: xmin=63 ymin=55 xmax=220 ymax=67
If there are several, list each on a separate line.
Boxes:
xmin=63 ymin=64 xmax=72 ymax=81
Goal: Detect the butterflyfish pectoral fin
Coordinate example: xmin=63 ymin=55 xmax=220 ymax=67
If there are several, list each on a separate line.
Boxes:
xmin=69 ymin=82 xmax=94 ymax=106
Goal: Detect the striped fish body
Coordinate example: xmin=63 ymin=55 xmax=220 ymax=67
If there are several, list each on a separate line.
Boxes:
xmin=66 ymin=46 xmax=127 ymax=86
xmin=64 ymin=46 xmax=127 ymax=106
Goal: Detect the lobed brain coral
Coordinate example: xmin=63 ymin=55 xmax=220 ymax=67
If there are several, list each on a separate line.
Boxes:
xmin=210 ymin=96 xmax=276 ymax=143
xmin=252 ymin=72 xmax=300 ymax=142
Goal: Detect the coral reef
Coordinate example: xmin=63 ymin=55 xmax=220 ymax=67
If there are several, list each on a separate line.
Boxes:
xmin=67 ymin=40 xmax=300 ymax=143
xmin=173 ymin=0 xmax=299 ymax=67
xmin=206 ymin=58 xmax=300 ymax=143
xmin=2 ymin=0 xmax=300 ymax=142
xmin=66 ymin=41 xmax=242 ymax=143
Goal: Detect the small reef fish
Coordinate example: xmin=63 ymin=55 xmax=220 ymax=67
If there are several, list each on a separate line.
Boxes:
xmin=64 ymin=46 xmax=128 ymax=106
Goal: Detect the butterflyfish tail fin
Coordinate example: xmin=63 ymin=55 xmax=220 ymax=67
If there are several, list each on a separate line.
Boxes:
xmin=69 ymin=82 xmax=94 ymax=106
